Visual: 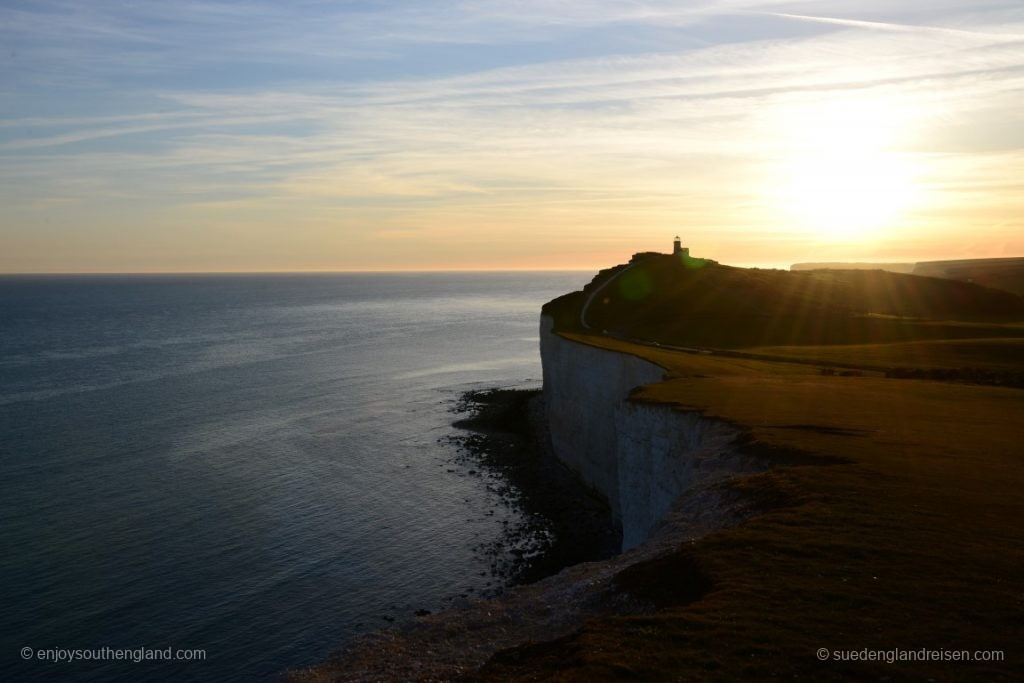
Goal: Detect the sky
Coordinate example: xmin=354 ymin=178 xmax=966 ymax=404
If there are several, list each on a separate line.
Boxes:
xmin=1 ymin=0 xmax=1023 ymax=272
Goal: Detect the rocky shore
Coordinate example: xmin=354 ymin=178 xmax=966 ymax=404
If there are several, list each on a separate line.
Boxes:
xmin=448 ymin=388 xmax=620 ymax=585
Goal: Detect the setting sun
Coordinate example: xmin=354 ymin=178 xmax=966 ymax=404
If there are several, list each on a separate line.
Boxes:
xmin=3 ymin=2 xmax=1023 ymax=271
xmin=769 ymin=96 xmax=923 ymax=243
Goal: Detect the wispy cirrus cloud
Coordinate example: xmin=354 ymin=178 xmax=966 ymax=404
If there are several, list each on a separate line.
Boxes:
xmin=766 ymin=11 xmax=1024 ymax=40
xmin=2 ymin=0 xmax=1023 ymax=270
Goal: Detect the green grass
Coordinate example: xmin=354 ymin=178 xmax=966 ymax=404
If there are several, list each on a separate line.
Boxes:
xmin=544 ymin=256 xmax=1024 ymax=349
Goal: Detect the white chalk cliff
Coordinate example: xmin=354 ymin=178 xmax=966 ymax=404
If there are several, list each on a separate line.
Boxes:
xmin=540 ymin=315 xmax=755 ymax=550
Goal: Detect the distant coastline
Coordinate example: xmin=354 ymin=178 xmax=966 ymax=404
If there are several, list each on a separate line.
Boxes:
xmin=791 ymin=256 xmax=1024 ymax=296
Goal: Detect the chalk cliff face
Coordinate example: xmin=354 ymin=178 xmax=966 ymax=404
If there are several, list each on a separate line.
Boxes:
xmin=540 ymin=315 xmax=752 ymax=550
xmin=539 ymin=315 xmax=664 ymax=524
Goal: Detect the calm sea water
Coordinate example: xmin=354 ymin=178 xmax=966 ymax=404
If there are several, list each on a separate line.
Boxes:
xmin=0 ymin=272 xmax=589 ymax=682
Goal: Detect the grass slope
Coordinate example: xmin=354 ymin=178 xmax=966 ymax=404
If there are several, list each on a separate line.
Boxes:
xmin=544 ymin=256 xmax=1024 ymax=350
xmin=915 ymin=257 xmax=1024 ymax=296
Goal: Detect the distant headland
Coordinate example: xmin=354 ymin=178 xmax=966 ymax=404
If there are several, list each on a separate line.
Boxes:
xmin=791 ymin=256 xmax=1024 ymax=296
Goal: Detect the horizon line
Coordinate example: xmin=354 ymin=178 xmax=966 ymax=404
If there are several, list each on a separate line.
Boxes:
xmin=3 ymin=255 xmax=1019 ymax=277
xmin=0 ymin=267 xmax=605 ymax=276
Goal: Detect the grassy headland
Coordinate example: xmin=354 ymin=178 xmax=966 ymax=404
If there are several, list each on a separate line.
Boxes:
xmin=480 ymin=257 xmax=1024 ymax=680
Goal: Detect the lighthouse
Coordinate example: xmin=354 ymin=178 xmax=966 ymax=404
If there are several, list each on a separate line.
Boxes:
xmin=673 ymin=236 xmax=689 ymax=258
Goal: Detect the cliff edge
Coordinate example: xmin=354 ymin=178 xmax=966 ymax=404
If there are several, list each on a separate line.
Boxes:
xmin=293 ymin=257 xmax=1024 ymax=681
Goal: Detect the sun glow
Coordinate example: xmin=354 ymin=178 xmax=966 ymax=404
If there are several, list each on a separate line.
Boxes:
xmin=768 ymin=96 xmax=923 ymax=242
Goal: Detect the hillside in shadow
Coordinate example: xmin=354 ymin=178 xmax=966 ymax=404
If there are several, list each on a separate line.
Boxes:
xmin=544 ymin=255 xmax=1024 ymax=349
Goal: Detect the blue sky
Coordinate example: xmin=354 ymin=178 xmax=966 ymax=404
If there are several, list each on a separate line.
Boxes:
xmin=2 ymin=0 xmax=1023 ymax=271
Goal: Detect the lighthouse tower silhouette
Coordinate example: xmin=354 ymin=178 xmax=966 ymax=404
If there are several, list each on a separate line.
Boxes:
xmin=673 ymin=236 xmax=689 ymax=258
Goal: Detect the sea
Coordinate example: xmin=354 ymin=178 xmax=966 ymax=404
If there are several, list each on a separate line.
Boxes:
xmin=0 ymin=271 xmax=590 ymax=682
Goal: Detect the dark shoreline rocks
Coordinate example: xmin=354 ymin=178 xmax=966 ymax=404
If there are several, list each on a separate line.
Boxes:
xmin=448 ymin=388 xmax=620 ymax=586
